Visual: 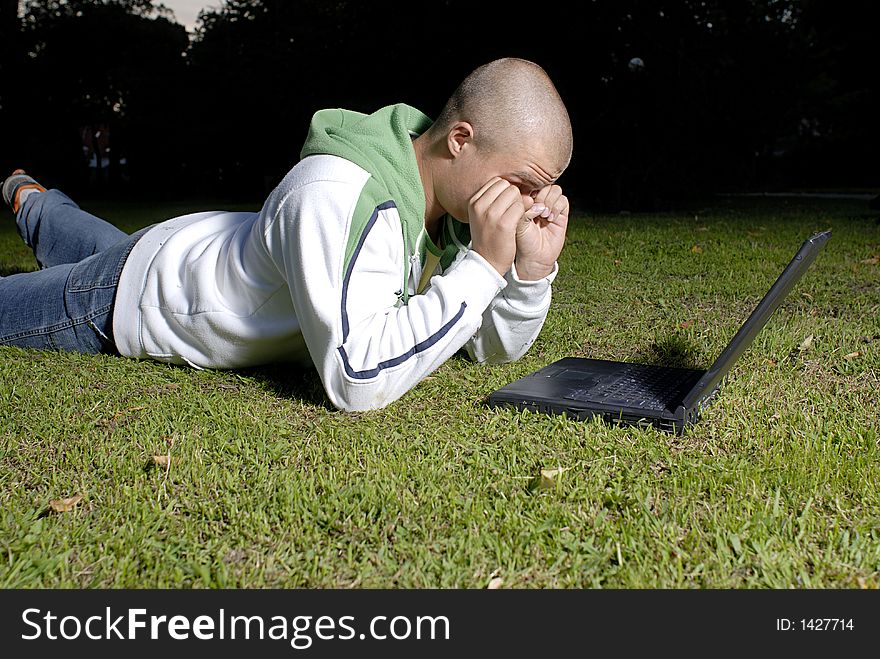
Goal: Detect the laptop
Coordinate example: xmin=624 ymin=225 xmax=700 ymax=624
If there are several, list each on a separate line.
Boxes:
xmin=487 ymin=230 xmax=832 ymax=435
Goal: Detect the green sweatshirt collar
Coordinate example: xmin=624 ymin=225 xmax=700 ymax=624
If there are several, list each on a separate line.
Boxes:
xmin=300 ymin=103 xmax=431 ymax=250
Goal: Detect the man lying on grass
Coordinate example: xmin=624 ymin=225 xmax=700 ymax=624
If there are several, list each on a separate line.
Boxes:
xmin=0 ymin=57 xmax=572 ymax=411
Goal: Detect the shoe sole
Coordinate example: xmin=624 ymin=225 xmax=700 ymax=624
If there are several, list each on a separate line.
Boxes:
xmin=3 ymin=170 xmax=46 ymax=213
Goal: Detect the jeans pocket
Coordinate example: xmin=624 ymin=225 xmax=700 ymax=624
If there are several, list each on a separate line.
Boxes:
xmin=64 ymin=227 xmax=150 ymax=351
xmin=68 ymin=246 xmax=127 ymax=292
xmin=0 ymin=228 xmax=147 ymax=354
xmin=68 ymin=226 xmax=150 ymax=292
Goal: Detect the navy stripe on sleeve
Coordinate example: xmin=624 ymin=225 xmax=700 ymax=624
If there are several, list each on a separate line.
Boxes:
xmin=341 ymin=200 xmax=397 ymax=343
xmin=338 ymin=301 xmax=468 ymax=380
xmin=338 ymin=200 xmax=469 ymax=379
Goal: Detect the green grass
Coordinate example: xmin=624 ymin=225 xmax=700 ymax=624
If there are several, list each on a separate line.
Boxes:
xmin=1 ymin=195 xmax=878 ymax=588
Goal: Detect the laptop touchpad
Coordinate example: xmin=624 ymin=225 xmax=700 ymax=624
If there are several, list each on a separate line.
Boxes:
xmin=549 ymin=369 xmax=603 ymax=393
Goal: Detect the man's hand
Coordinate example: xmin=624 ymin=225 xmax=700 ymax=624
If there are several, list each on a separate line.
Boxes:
xmin=514 ymin=184 xmax=570 ymax=280
xmin=469 ymin=177 xmax=538 ymax=276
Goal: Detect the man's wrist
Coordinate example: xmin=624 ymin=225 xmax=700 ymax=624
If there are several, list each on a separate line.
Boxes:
xmin=513 ymin=258 xmax=554 ymax=281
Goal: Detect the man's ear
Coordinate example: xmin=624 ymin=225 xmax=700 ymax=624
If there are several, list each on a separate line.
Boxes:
xmin=446 ymin=121 xmax=475 ymax=159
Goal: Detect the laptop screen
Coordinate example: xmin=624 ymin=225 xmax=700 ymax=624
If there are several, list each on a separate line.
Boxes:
xmin=680 ymin=230 xmax=832 ymax=411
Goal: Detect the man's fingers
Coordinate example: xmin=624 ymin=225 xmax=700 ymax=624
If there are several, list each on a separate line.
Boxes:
xmin=526 ymin=201 xmax=568 ymax=224
xmin=551 ymin=195 xmax=569 ymax=221
xmin=477 ymin=183 xmax=523 ymax=220
xmin=532 ymin=185 xmax=565 ymax=220
xmin=469 ymin=179 xmax=523 ymax=277
xmin=523 ymin=203 xmax=547 ymax=221
xmin=470 ymin=181 xmax=521 ymax=224
xmin=501 ymin=197 xmax=527 ymax=229
xmin=532 ymin=184 xmax=561 ymax=206
xmin=470 ymin=177 xmax=509 ymax=205
xmin=473 ymin=176 xmax=503 ymax=197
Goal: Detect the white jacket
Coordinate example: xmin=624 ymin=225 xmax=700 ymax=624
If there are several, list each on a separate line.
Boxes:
xmin=113 ymin=154 xmax=557 ymax=411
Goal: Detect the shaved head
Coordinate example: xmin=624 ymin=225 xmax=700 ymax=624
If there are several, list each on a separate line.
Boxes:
xmin=412 ymin=57 xmax=574 ymax=229
xmin=430 ymin=58 xmax=573 ymax=172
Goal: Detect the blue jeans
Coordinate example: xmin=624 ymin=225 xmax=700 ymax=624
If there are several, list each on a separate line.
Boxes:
xmin=0 ymin=190 xmax=149 ymax=354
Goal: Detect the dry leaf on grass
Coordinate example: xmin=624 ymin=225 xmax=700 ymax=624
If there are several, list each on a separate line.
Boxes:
xmin=153 ymin=455 xmax=171 ymax=467
xmin=861 ymin=255 xmax=879 ymax=265
xmin=844 ymin=351 xmax=861 ymax=359
xmin=691 ymin=244 xmax=703 ymax=253
xmin=799 ymin=334 xmax=814 ymax=351
xmin=97 ymin=405 xmax=146 ymax=431
xmin=529 ymin=467 xmax=570 ymax=491
xmin=487 ymin=577 xmax=503 ymax=590
xmin=49 ymin=494 xmax=83 ymax=513
xmin=541 ymin=467 xmax=568 ymax=479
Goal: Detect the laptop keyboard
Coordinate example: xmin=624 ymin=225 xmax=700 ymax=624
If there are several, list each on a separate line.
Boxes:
xmin=565 ymin=365 xmax=688 ymax=409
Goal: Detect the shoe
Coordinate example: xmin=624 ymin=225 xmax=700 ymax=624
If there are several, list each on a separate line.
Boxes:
xmin=2 ymin=169 xmax=47 ymax=214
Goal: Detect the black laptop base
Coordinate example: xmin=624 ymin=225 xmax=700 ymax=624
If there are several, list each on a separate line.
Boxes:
xmin=487 ymin=358 xmax=710 ymax=435
xmin=486 ymin=231 xmax=832 ymax=435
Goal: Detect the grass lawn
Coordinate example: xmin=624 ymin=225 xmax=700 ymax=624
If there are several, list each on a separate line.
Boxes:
xmin=1 ymin=195 xmax=878 ymax=588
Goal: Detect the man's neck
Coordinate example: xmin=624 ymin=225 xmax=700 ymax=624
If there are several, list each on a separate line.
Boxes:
xmin=412 ymin=133 xmax=444 ymax=244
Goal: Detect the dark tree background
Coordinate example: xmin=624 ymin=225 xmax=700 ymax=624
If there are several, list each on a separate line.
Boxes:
xmin=1 ymin=0 xmax=877 ymax=210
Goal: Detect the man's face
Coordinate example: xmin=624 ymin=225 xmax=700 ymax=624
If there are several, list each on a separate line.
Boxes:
xmin=448 ymin=140 xmax=562 ymax=222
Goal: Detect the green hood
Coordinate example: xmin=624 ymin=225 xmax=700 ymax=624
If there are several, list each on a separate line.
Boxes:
xmin=300 ymin=103 xmax=430 ymax=254
xmin=299 ymin=103 xmax=471 ymax=303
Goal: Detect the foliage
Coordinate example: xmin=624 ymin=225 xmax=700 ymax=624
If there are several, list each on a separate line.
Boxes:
xmin=1 ymin=0 xmax=877 ymax=206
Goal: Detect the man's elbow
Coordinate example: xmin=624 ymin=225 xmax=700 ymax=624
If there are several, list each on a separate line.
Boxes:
xmin=467 ymin=339 xmax=536 ymax=364
xmin=326 ymin=379 xmax=399 ymax=413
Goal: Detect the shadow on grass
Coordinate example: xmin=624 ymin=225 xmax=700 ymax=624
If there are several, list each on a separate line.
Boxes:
xmin=634 ymin=333 xmax=705 ymax=369
xmin=237 ymin=363 xmax=336 ymax=411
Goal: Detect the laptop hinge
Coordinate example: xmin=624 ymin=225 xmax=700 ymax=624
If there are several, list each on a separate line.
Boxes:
xmin=673 ymin=405 xmax=692 ymax=436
